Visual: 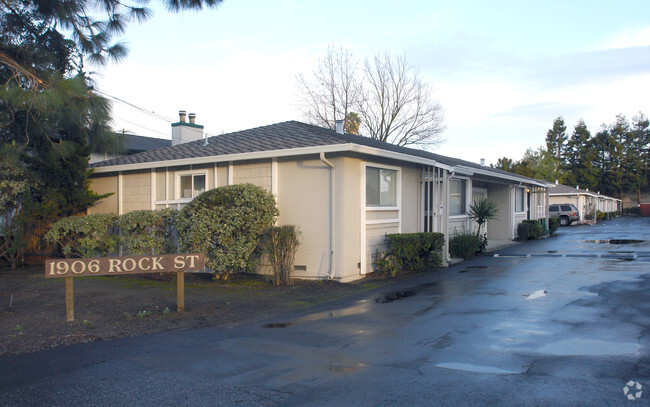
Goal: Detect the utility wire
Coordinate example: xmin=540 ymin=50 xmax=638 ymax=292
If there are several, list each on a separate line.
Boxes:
xmin=113 ymin=116 xmax=170 ymax=138
xmin=97 ymin=89 xmax=225 ymax=139
xmin=95 ymin=89 xmax=176 ymax=123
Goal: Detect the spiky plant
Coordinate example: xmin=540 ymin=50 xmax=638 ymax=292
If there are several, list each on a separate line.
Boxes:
xmin=468 ymin=198 xmax=498 ymax=237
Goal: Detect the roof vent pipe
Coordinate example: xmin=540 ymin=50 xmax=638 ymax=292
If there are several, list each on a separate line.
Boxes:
xmin=179 ymin=110 xmax=187 ymax=123
xmin=555 ymin=180 xmax=559 ymax=184
xmin=189 ymin=113 xmax=196 ymax=125
xmin=480 ymin=158 xmax=485 ymax=166
xmin=335 ymin=120 xmax=344 ymax=134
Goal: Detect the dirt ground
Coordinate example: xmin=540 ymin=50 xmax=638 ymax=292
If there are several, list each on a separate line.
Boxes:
xmin=0 ymin=265 xmax=387 ymax=356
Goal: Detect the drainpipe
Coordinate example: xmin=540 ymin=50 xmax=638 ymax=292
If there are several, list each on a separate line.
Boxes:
xmin=320 ymin=152 xmax=335 ymax=279
xmin=444 ymin=168 xmax=456 ymax=264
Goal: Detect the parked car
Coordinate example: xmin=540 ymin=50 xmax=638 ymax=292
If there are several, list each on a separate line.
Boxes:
xmin=549 ymin=203 xmax=580 ymax=226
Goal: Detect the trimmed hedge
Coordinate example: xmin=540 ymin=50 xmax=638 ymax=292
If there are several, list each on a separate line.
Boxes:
xmin=375 ymin=232 xmax=445 ymax=275
xmin=45 ymin=213 xmax=119 ymax=257
xmin=46 ymin=184 xmax=280 ymax=280
xmin=178 ymin=184 xmax=278 ymax=278
xmin=119 ymin=209 xmax=179 ymax=255
xmin=518 ymin=219 xmax=546 ymax=240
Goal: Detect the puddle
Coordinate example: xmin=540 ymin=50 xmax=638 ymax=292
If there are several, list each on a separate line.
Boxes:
xmin=435 ymin=362 xmax=521 ymax=374
xmin=585 ymin=239 xmax=644 ymax=244
xmin=525 ymin=290 xmax=547 ymax=300
xmin=262 ymin=300 xmax=372 ymax=328
xmin=327 ymin=363 xmax=366 ymax=374
xmin=539 ymin=339 xmax=638 ymax=356
xmin=262 ymin=322 xmax=294 ymax=328
xmin=375 ymin=290 xmax=416 ymax=303
xmin=467 ymin=265 xmax=487 ymax=269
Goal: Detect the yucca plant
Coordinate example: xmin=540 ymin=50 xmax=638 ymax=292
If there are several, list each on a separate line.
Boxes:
xmin=468 ymin=198 xmax=498 ymax=237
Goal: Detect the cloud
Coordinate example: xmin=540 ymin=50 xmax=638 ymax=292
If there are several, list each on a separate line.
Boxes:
xmin=597 ymin=26 xmax=650 ymax=50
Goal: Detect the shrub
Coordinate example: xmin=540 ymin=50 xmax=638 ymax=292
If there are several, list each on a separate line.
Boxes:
xmin=374 ymin=249 xmax=400 ymax=277
xmin=45 ymin=213 xmax=119 ymax=257
xmin=383 ymin=232 xmax=445 ymax=272
xmin=596 ymin=210 xmax=606 ymax=221
xmin=178 ymin=184 xmax=278 ymax=279
xmin=449 ymin=231 xmax=482 ymax=259
xmin=119 ymin=209 xmax=179 ymax=255
xmin=521 ymin=220 xmax=544 ymax=240
xmin=517 ymin=222 xmax=530 ymax=241
xmin=261 ymin=225 xmax=300 ymax=285
xmin=548 ymin=217 xmax=559 ymax=235
xmin=623 ymin=207 xmax=639 ymax=215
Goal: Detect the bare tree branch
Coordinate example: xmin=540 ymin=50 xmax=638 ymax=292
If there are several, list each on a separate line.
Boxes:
xmin=297 ymin=47 xmax=446 ymax=148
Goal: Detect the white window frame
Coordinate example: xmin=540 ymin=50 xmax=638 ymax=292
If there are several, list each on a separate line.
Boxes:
xmin=364 ymin=164 xmax=401 ymax=209
xmin=360 ymin=162 xmax=402 ymax=276
xmin=515 ymin=186 xmax=526 ymax=213
xmin=175 ymin=170 xmax=208 ymax=201
xmin=449 ymin=177 xmax=470 ymax=218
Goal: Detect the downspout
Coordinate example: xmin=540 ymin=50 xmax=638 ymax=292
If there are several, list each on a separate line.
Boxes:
xmin=444 ymin=168 xmax=456 ymax=264
xmin=320 ymin=153 xmax=335 ymax=279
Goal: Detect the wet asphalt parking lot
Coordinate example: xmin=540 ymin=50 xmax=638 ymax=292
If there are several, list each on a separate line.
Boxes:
xmin=1 ymin=217 xmax=649 ymax=406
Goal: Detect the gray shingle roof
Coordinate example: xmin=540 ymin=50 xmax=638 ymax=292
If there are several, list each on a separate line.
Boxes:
xmin=122 ymin=134 xmax=171 ymax=153
xmin=92 ymin=121 xmax=546 ymax=185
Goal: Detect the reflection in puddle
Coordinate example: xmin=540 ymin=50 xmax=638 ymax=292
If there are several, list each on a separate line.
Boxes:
xmin=435 ymin=362 xmax=521 ymax=374
xmin=539 ymin=339 xmax=638 ymax=356
xmin=585 ymin=239 xmax=644 ymax=244
xmin=262 ymin=300 xmax=372 ymax=328
xmin=327 ymin=363 xmax=366 ymax=374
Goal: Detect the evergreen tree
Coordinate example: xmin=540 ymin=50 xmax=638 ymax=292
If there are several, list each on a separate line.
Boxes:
xmin=564 ymin=119 xmax=597 ymax=190
xmin=627 ymin=113 xmax=650 ymax=202
xmin=545 ymin=116 xmax=568 ymax=181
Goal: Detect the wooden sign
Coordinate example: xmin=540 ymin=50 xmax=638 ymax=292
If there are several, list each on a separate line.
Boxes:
xmin=45 ymin=254 xmax=204 ymax=278
xmin=45 ymin=254 xmax=205 ymax=321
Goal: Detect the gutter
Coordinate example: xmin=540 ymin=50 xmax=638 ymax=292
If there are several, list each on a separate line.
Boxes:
xmin=319 ymin=152 xmax=335 ymax=280
xmin=91 ymin=143 xmax=448 ymax=174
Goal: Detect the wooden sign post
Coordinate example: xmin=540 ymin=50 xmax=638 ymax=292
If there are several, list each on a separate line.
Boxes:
xmin=45 ymin=254 xmax=205 ymax=321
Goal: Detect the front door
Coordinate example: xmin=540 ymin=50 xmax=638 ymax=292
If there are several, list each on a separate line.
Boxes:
xmin=472 ymin=187 xmax=488 ymax=237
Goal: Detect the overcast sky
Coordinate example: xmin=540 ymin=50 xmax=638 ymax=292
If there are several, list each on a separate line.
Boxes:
xmin=94 ymin=0 xmax=650 ymax=166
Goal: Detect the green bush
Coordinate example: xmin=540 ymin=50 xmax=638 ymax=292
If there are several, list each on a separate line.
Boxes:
xmin=383 ymin=232 xmax=445 ymax=272
xmin=596 ymin=210 xmax=606 ymax=221
xmin=517 ymin=222 xmax=530 ymax=241
xmin=178 ymin=184 xmax=278 ymax=279
xmin=118 ymin=209 xmax=179 ymax=255
xmin=45 ymin=213 xmax=119 ymax=257
xmin=623 ymin=207 xmax=639 ymax=215
xmin=521 ymin=220 xmax=544 ymax=240
xmin=548 ymin=217 xmax=559 ymax=235
xmin=261 ymin=225 xmax=301 ymax=285
xmin=449 ymin=231 xmax=482 ymax=259
xmin=374 ymin=249 xmax=400 ymax=277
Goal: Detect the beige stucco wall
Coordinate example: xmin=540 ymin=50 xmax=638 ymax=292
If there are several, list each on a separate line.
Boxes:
xmin=87 ymin=175 xmax=118 ymax=214
xmin=485 ymin=184 xmax=512 ymax=241
xmin=401 ymin=166 xmax=420 ymax=233
xmin=276 ymin=156 xmax=341 ymax=279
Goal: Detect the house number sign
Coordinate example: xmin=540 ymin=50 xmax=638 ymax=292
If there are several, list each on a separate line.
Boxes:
xmin=45 ymin=254 xmax=204 ymax=322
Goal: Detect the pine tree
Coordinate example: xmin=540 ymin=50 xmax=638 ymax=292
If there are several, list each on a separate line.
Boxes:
xmin=545 ymin=116 xmax=568 ymax=181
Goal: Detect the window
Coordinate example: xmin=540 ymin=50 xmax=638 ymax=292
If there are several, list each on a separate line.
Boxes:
xmin=515 ymin=187 xmax=525 ymax=212
xmin=366 ymin=166 xmax=397 ymax=207
xmin=449 ymin=179 xmax=466 ymax=216
xmin=549 ymin=205 xmax=559 ymax=212
xmin=179 ymin=174 xmax=206 ymax=198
